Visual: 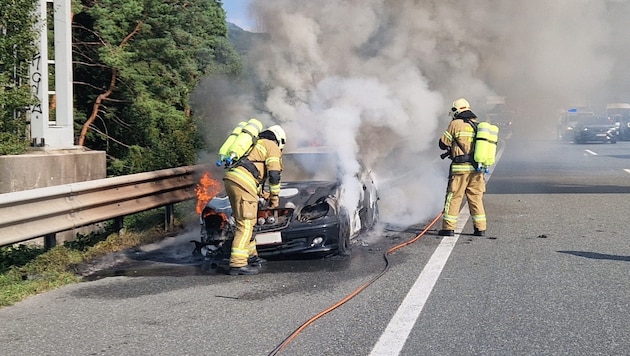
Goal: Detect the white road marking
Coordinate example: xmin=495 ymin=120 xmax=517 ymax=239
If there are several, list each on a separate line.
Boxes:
xmin=585 ymin=149 xmax=598 ymax=156
xmin=369 ymin=213 xmax=467 ymax=356
xmin=369 ymin=139 xmax=505 ymax=356
xmin=624 ymin=169 xmax=630 ymax=175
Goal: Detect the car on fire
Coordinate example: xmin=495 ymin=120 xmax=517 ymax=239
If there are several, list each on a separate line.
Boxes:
xmin=196 ymin=147 xmax=379 ymax=259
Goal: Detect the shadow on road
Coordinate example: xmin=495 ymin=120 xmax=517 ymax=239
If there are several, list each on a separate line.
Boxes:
xmin=557 ymin=250 xmax=630 ymax=262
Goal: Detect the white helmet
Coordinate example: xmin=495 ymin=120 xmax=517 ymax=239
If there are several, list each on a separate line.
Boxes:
xmin=450 ymin=98 xmax=471 ymax=117
xmin=267 ymin=125 xmax=286 ymax=150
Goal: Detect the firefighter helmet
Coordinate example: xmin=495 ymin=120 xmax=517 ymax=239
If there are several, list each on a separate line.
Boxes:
xmin=267 ymin=125 xmax=286 ymax=150
xmin=450 ymin=98 xmax=471 ymax=116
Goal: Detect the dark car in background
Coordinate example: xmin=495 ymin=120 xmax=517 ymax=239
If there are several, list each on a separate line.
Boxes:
xmin=557 ymin=111 xmax=597 ymax=141
xmin=487 ymin=111 xmax=514 ymax=133
xmin=197 ymin=147 xmax=379 ymax=259
xmin=572 ymin=115 xmax=617 ymax=144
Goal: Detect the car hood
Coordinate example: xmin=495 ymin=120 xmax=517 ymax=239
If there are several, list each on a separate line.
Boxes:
xmin=205 ymin=180 xmax=339 ymax=213
xmin=577 ymin=123 xmax=614 ymax=131
xmin=278 ymin=181 xmax=339 ymax=208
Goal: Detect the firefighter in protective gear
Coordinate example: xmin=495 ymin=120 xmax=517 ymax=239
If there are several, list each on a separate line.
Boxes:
xmin=223 ymin=125 xmax=285 ymax=275
xmin=438 ymin=98 xmax=487 ymax=237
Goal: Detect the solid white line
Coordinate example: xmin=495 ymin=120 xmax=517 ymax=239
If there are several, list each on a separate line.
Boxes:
xmin=585 ymin=149 xmax=598 ymax=156
xmin=369 ymin=214 xmax=468 ymax=356
xmin=369 ymin=139 xmax=506 ymax=356
xmin=624 ymin=169 xmax=630 ymax=175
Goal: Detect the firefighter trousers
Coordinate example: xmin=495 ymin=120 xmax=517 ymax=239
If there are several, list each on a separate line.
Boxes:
xmin=224 ymin=179 xmax=259 ymax=268
xmin=442 ymin=171 xmax=486 ymax=231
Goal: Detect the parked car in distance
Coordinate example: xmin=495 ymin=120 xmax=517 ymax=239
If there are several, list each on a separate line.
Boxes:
xmin=572 ymin=115 xmax=617 ymax=144
xmin=197 ymin=146 xmax=379 ymax=259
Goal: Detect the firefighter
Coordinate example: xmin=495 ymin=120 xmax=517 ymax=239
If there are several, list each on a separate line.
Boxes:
xmin=223 ymin=124 xmax=286 ymax=275
xmin=438 ymin=98 xmax=486 ymax=237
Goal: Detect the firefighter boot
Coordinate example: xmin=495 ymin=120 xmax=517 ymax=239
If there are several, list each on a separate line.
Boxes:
xmin=248 ymin=255 xmax=267 ymax=267
xmin=438 ymin=229 xmax=454 ymax=236
xmin=473 ymin=228 xmax=485 ymax=237
xmin=228 ymin=264 xmax=260 ymax=275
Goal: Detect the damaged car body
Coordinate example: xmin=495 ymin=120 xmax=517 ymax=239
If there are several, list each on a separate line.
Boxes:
xmin=194 ymin=148 xmax=379 ymax=259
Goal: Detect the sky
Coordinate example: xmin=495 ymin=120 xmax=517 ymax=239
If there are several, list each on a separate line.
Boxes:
xmin=222 ymin=0 xmax=254 ymax=31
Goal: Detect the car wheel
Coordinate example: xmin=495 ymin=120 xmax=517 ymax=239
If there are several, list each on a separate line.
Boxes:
xmin=337 ymin=208 xmax=351 ymax=256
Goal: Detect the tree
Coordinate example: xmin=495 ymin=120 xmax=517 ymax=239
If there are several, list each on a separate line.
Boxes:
xmin=0 ymin=0 xmax=38 ymax=155
xmin=73 ymin=0 xmax=241 ymax=175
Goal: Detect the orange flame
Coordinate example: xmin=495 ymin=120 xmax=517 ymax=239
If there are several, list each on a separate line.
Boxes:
xmin=195 ymin=171 xmax=222 ymax=214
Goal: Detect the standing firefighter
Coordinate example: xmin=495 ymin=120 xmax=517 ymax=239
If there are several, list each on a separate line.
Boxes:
xmin=223 ymin=124 xmax=286 ymax=275
xmin=438 ymin=98 xmax=486 ymax=237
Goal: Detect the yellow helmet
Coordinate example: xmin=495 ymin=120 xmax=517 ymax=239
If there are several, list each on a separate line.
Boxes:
xmin=267 ymin=125 xmax=286 ymax=150
xmin=450 ymin=98 xmax=471 ymax=116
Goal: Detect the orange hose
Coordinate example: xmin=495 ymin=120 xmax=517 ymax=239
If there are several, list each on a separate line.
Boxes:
xmin=267 ymin=212 xmax=443 ymax=355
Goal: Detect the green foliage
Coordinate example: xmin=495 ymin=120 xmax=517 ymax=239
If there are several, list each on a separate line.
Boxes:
xmin=73 ymin=0 xmax=242 ymax=175
xmin=0 ymin=245 xmax=45 ymax=273
xmin=0 ymin=0 xmax=38 ymax=155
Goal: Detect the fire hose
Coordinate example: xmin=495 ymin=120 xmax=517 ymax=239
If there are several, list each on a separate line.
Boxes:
xmin=267 ymin=212 xmax=443 ymax=355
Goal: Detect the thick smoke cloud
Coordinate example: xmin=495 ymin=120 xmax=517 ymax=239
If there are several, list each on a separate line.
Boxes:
xmin=194 ymin=0 xmax=630 ymax=227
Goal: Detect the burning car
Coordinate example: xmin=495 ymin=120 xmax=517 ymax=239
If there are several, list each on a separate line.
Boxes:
xmin=194 ymin=147 xmax=379 ymax=259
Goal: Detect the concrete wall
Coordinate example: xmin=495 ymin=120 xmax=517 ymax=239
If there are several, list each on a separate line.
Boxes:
xmin=0 ymin=147 xmax=107 ymax=245
xmin=0 ymin=147 xmax=106 ymax=194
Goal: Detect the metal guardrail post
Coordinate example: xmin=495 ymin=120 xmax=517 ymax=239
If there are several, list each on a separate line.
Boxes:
xmin=164 ymin=204 xmax=174 ymax=231
xmin=44 ymin=234 xmax=57 ymax=249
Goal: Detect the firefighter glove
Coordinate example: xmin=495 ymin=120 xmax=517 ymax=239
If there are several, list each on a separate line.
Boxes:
xmin=268 ymin=194 xmax=280 ymax=209
xmin=259 ymin=191 xmax=270 ymax=200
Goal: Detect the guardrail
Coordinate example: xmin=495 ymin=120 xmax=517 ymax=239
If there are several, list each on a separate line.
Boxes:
xmin=0 ymin=164 xmax=213 ymax=247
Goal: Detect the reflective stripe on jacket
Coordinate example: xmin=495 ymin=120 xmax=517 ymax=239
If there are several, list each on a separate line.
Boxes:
xmin=440 ymin=117 xmax=478 ymax=174
xmin=224 ymin=138 xmax=283 ymax=194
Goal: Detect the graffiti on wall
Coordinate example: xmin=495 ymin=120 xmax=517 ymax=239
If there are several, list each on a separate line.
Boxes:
xmin=30 ymin=52 xmax=44 ymax=121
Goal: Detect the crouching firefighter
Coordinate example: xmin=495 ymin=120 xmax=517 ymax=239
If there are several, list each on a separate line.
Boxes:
xmin=222 ymin=124 xmax=286 ymax=275
xmin=438 ymin=98 xmax=486 ymax=237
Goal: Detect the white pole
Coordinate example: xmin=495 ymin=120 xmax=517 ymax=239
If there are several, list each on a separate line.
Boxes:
xmin=29 ymin=0 xmax=75 ymax=148
xmin=29 ymin=0 xmax=49 ymax=147
xmin=50 ymin=0 xmax=74 ymax=147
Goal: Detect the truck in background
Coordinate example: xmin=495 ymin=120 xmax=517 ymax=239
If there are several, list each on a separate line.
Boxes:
xmin=605 ymin=103 xmax=630 ymax=140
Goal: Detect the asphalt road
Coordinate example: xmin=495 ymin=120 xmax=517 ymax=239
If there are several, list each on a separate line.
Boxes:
xmin=1 ymin=126 xmax=629 ymax=356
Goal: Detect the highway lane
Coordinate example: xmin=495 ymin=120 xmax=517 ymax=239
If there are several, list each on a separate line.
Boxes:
xmin=1 ymin=130 xmax=629 ymax=355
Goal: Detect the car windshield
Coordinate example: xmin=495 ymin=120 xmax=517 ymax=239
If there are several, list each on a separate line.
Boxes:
xmin=281 ymin=152 xmax=339 ymax=182
xmin=579 ymin=116 xmax=611 ymax=125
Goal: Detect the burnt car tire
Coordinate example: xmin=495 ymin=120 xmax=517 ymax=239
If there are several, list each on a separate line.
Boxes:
xmin=337 ymin=208 xmax=351 ymax=256
xmin=360 ymin=200 xmax=379 ymax=232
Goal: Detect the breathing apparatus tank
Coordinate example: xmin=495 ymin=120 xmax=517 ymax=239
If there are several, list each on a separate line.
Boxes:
xmin=216 ymin=118 xmax=263 ymax=167
xmin=217 ymin=121 xmax=247 ymax=166
xmin=473 ymin=121 xmax=499 ymax=172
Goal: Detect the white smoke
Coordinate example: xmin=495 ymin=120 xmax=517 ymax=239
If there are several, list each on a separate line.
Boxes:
xmin=195 ymin=0 xmax=630 ymax=227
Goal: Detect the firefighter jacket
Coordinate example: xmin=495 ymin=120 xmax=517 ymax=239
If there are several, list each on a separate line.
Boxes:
xmin=224 ymin=138 xmax=283 ymax=195
xmin=439 ymin=111 xmax=478 ymax=174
